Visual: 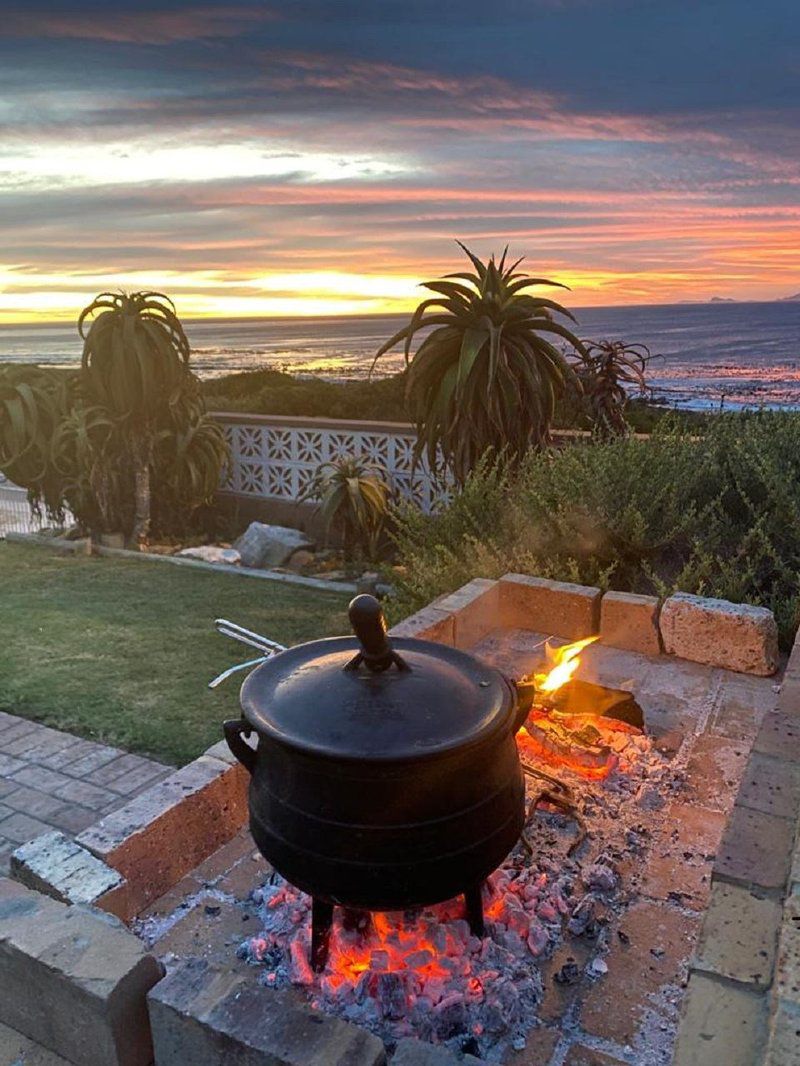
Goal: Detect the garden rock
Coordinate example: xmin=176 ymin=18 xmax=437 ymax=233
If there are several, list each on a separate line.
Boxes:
xmin=286 ymin=549 xmax=315 ymax=571
xmin=233 ymin=523 xmax=315 ymax=568
xmin=178 ymin=546 xmax=241 ymax=566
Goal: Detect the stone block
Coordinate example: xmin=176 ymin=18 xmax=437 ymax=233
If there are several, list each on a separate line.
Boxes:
xmin=392 ymin=1038 xmax=481 ymax=1065
xmin=639 ymin=802 xmax=725 ymax=909
xmin=9 ymin=831 xmax=129 ymax=919
xmin=0 ymin=1020 xmax=72 ymax=1065
xmin=754 ymin=711 xmax=800 ymax=761
xmin=682 ymin=734 xmax=750 ymax=814
xmin=500 ymin=574 xmax=601 ymax=640
xmin=672 ymin=971 xmax=767 ymax=1066
xmin=693 ymin=881 xmax=781 ymax=988
xmin=710 ymin=675 xmax=777 ymax=742
xmin=0 ymin=877 xmax=163 ymax=1066
xmin=660 ymin=592 xmax=779 ymax=675
xmin=776 ymin=893 xmax=800 ymax=1007
xmin=389 ymin=605 xmax=455 ymax=645
xmin=714 ymin=804 xmax=795 ymax=891
xmin=764 ymin=998 xmax=800 ymax=1066
xmin=736 ymin=751 xmax=800 ymax=820
xmin=233 ymin=522 xmax=314 ymax=569
xmin=599 ymin=590 xmax=661 ymax=655
xmin=148 ymin=958 xmax=387 ymax=1065
xmin=432 ymin=577 xmax=500 ymax=649
xmin=579 ymin=900 xmax=699 ymax=1045
xmin=77 ymin=755 xmax=248 ymax=917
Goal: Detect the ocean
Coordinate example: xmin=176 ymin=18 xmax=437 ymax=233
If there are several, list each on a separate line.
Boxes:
xmin=1 ymin=301 xmax=799 ymax=411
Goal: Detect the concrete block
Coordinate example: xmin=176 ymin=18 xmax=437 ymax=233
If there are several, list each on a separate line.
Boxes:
xmin=736 ymin=751 xmax=800 ymax=821
xmin=10 ymin=831 xmax=129 ymax=920
xmin=599 ymin=590 xmax=661 ymax=655
xmin=77 ymin=755 xmax=248 ymax=917
xmin=660 ymin=592 xmax=779 ymax=675
xmin=392 ymin=1038 xmax=481 ymax=1064
xmin=148 ymin=958 xmax=387 ymax=1065
xmin=764 ymin=998 xmax=800 ymax=1066
xmin=499 ymin=574 xmax=601 ymax=639
xmin=0 ymin=1020 xmax=72 ymax=1065
xmin=692 ymin=881 xmax=781 ymax=988
xmin=0 ymin=877 xmax=162 ymax=1066
xmin=431 ymin=578 xmax=500 ymax=649
xmin=776 ymin=893 xmax=800 ymax=1008
xmin=672 ymin=971 xmax=767 ymax=1066
xmin=714 ymin=804 xmax=795 ymax=891
xmin=388 ymin=604 xmax=455 ymax=645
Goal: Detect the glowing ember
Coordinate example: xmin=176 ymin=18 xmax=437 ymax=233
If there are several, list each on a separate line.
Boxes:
xmin=534 ymin=635 xmax=599 ymax=694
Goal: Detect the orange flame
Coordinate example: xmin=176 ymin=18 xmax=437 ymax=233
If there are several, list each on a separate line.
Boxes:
xmin=534 ymin=635 xmax=599 ymax=694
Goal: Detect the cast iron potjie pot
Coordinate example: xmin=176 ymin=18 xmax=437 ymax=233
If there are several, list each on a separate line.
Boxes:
xmin=223 ymin=595 xmax=532 ymax=919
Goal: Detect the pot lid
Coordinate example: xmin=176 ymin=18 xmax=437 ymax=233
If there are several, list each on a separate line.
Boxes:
xmin=239 ymin=596 xmax=514 ymax=762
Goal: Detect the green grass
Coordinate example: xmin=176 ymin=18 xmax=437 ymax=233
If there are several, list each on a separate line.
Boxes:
xmin=0 ymin=542 xmax=349 ymax=766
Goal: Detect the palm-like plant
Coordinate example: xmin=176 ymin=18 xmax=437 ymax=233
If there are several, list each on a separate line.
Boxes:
xmin=79 ymin=291 xmax=207 ymax=544
xmin=572 ymin=340 xmax=652 ymax=439
xmin=303 ymin=456 xmax=390 ymax=562
xmin=373 ymin=243 xmax=585 ymax=483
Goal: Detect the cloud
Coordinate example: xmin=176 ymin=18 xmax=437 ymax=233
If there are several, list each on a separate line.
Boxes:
xmin=4 ymin=4 xmax=277 ymax=44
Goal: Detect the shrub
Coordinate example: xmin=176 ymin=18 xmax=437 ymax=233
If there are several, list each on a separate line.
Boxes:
xmin=390 ymin=413 xmax=800 ymax=647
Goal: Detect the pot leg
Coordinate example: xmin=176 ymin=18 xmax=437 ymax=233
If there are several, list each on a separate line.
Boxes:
xmin=464 ymin=883 xmax=485 ymax=937
xmin=311 ymin=898 xmax=334 ymax=972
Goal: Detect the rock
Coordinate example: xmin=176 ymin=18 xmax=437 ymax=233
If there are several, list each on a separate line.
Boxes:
xmin=178 ymin=546 xmax=241 ymax=566
xmin=660 ymin=592 xmax=778 ymax=676
xmin=233 ymin=523 xmax=315 ymax=569
xmin=583 ymin=863 xmax=617 ymax=893
xmin=286 ymin=549 xmax=315 ymax=571
xmin=356 ymin=571 xmax=381 ymax=595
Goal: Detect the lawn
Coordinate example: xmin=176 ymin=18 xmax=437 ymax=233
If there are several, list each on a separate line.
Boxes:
xmin=0 ymin=541 xmax=349 ymax=766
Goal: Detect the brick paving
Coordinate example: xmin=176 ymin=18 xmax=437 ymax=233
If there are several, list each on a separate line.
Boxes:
xmin=0 ymin=710 xmax=171 ymax=870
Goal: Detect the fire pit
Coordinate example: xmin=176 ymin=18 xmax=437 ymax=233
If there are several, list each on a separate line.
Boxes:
xmin=91 ymin=575 xmax=784 ymax=1066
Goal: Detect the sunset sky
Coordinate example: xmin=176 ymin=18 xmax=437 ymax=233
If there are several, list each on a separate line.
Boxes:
xmin=2 ymin=0 xmax=798 ymax=322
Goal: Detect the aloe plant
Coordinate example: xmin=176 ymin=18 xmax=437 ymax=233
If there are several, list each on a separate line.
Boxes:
xmin=304 ymin=456 xmax=390 ymax=561
xmin=79 ymin=291 xmax=220 ymax=544
xmin=373 ymin=243 xmax=584 ymax=483
xmin=573 ymin=340 xmax=653 ymax=439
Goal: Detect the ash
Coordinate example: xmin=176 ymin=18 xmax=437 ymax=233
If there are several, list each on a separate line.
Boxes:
xmin=238 ymin=728 xmax=676 ymax=1062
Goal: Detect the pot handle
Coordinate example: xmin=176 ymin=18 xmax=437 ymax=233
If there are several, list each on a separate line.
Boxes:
xmin=223 ymin=719 xmax=257 ymax=774
xmin=346 ymin=594 xmax=410 ymax=673
xmin=512 ymin=678 xmax=538 ymax=732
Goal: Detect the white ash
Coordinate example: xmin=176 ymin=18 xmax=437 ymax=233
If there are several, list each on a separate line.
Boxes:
xmin=238 ymin=727 xmax=679 ymax=1062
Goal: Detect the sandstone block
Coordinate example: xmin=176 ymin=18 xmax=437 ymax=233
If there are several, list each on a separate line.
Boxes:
xmin=0 ymin=877 xmax=162 ymax=1066
xmin=500 ymin=574 xmax=601 ymax=639
xmin=76 ymin=755 xmax=248 ymax=917
xmin=233 ymin=522 xmax=314 ymax=569
xmin=660 ymin=592 xmax=778 ymax=675
xmin=673 ymin=971 xmax=767 ymax=1066
xmin=0 ymin=1020 xmax=72 ymax=1065
xmin=10 ymin=830 xmax=129 ymax=919
xmin=692 ymin=881 xmax=781 ymax=988
xmin=148 ymin=958 xmax=386 ymax=1065
xmin=432 ymin=577 xmax=500 ymax=649
xmin=388 ymin=604 xmax=455 ymax=645
xmin=599 ymin=590 xmax=661 ymax=655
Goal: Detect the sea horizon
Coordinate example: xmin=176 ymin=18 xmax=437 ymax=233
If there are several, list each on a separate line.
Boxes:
xmin=2 ymin=299 xmax=799 ymax=412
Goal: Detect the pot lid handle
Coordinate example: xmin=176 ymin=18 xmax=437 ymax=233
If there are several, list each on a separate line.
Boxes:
xmin=346 ymin=595 xmax=410 ymax=674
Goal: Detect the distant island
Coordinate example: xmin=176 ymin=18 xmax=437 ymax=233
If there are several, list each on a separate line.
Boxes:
xmin=780 ymin=292 xmax=800 ymax=302
xmin=710 ymin=296 xmax=737 ymax=303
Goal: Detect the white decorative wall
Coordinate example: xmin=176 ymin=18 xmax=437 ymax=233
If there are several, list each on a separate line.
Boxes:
xmin=214 ymin=414 xmax=449 ymax=513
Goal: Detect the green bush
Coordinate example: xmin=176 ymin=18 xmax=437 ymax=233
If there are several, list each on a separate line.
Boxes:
xmin=389 ymin=413 xmax=800 ymax=648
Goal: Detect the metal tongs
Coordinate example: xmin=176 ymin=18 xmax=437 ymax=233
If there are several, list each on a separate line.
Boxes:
xmin=208 ymin=619 xmax=287 ymax=689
